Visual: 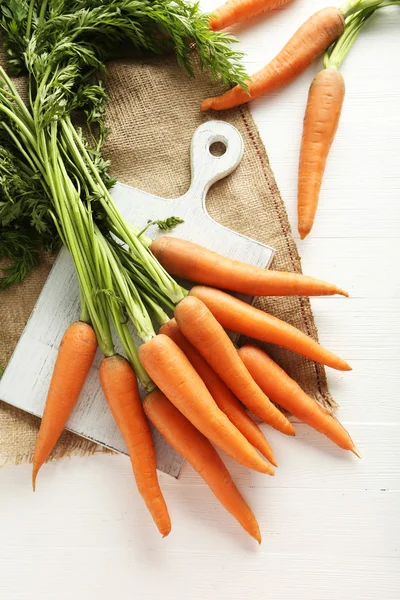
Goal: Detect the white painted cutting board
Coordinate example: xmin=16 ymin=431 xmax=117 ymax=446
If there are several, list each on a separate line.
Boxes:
xmin=0 ymin=120 xmax=274 ymax=477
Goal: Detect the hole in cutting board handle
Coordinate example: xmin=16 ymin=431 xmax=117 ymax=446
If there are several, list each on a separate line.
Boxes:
xmin=209 ymin=141 xmax=227 ymax=157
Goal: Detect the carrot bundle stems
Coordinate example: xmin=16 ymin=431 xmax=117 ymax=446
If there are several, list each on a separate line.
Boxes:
xmin=144 ymin=390 xmax=262 ymax=543
xmin=174 ymin=296 xmax=295 ymax=436
xmin=100 ymin=355 xmax=171 ymax=537
xmin=238 ymin=344 xmax=359 ymax=456
xmin=201 ymin=7 xmax=345 ymax=111
xmin=189 ymin=286 xmax=351 ymax=371
xmin=32 ymin=321 xmax=97 ymax=490
xmin=160 ymin=318 xmax=277 ymax=466
xmin=139 ymin=334 xmax=275 ymax=475
xmin=150 ymin=236 xmax=348 ymax=297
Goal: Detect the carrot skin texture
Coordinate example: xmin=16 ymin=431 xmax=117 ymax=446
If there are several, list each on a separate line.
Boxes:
xmin=190 ymin=286 xmax=351 ymax=371
xmin=139 ymin=335 xmax=274 ymax=475
xmin=32 ymin=321 xmax=97 ymax=489
xmin=144 ymin=390 xmax=262 ymax=543
xmin=174 ymin=296 xmax=295 ymax=436
xmin=298 ymin=68 xmax=346 ymax=239
xmin=100 ymin=355 xmax=171 ymax=537
xmin=201 ymin=7 xmax=345 ymax=111
xmin=150 ymin=236 xmax=348 ymax=297
xmin=160 ymin=319 xmax=277 ymax=467
xmin=209 ymin=0 xmax=293 ymax=31
xmin=238 ymin=345 xmax=357 ymax=453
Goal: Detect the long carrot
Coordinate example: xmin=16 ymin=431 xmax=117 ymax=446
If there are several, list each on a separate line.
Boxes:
xmin=100 ymin=355 xmax=171 ymax=537
xmin=238 ymin=344 xmax=360 ymax=456
xmin=298 ymin=68 xmax=345 ymax=239
xmin=201 ymin=7 xmax=345 ymax=111
xmin=189 ymin=286 xmax=351 ymax=371
xmin=139 ymin=334 xmax=275 ymax=475
xmin=144 ymin=390 xmax=262 ymax=543
xmin=150 ymin=236 xmax=348 ymax=297
xmin=174 ymin=296 xmax=295 ymax=435
xmin=209 ymin=0 xmax=293 ymax=31
xmin=160 ymin=318 xmax=277 ymax=466
xmin=32 ymin=321 xmax=97 ymax=489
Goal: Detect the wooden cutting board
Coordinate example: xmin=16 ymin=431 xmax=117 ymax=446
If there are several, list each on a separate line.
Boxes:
xmin=0 ymin=121 xmax=275 ymax=478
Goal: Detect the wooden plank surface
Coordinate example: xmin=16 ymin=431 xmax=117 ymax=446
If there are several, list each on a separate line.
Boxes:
xmin=0 ymin=1 xmax=399 ymax=598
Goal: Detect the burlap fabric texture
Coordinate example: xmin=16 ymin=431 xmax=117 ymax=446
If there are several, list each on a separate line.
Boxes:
xmin=0 ymin=53 xmax=336 ymax=465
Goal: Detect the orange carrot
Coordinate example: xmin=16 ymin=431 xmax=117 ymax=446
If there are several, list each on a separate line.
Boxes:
xmin=190 ymin=286 xmax=351 ymax=371
xmin=298 ymin=67 xmax=346 ymax=239
xmin=174 ymin=296 xmax=295 ymax=435
xmin=160 ymin=318 xmax=277 ymax=466
xmin=150 ymin=236 xmax=348 ymax=297
xmin=100 ymin=355 xmax=171 ymax=537
xmin=201 ymin=7 xmax=345 ymax=111
xmin=139 ymin=334 xmax=274 ymax=475
xmin=238 ymin=344 xmax=359 ymax=456
xmin=144 ymin=390 xmax=262 ymax=542
xmin=32 ymin=321 xmax=97 ymax=489
xmin=209 ymin=0 xmax=293 ymax=31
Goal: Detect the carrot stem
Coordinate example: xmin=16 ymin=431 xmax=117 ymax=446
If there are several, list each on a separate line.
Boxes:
xmin=340 ymin=0 xmax=398 ymax=16
xmin=325 ymin=7 xmax=376 ymax=68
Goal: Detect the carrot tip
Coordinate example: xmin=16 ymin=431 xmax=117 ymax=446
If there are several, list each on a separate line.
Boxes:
xmin=200 ymin=98 xmax=213 ymax=111
xmin=351 ymin=445 xmax=362 ymax=459
xmin=338 ymin=289 xmax=349 ymax=298
xmin=32 ymin=464 xmax=39 ymax=492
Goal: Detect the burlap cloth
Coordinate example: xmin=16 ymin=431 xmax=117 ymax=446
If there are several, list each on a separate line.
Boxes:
xmin=0 ymin=53 xmax=335 ymax=465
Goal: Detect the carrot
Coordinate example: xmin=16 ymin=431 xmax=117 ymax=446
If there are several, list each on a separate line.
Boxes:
xmin=160 ymin=318 xmax=277 ymax=466
xmin=139 ymin=334 xmax=274 ymax=475
xmin=238 ymin=344 xmax=360 ymax=456
xmin=298 ymin=68 xmax=345 ymax=239
xmin=100 ymin=355 xmax=171 ymax=537
xmin=150 ymin=236 xmax=348 ymax=297
xmin=144 ymin=390 xmax=262 ymax=542
xmin=32 ymin=321 xmax=97 ymax=489
xmin=174 ymin=296 xmax=295 ymax=435
xmin=201 ymin=7 xmax=345 ymax=111
xmin=190 ymin=286 xmax=351 ymax=371
xmin=209 ymin=0 xmax=293 ymax=31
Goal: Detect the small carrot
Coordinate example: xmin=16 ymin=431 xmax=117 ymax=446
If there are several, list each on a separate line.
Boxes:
xmin=209 ymin=0 xmax=293 ymax=31
xmin=100 ymin=355 xmax=171 ymax=537
xmin=238 ymin=344 xmax=360 ymax=456
xmin=139 ymin=334 xmax=274 ymax=475
xmin=144 ymin=390 xmax=262 ymax=543
xmin=190 ymin=286 xmax=351 ymax=371
xmin=160 ymin=318 xmax=277 ymax=466
xmin=150 ymin=236 xmax=348 ymax=297
xmin=32 ymin=321 xmax=97 ymax=489
xmin=201 ymin=7 xmax=345 ymax=111
xmin=298 ymin=68 xmax=345 ymax=239
xmin=174 ymin=296 xmax=295 ymax=435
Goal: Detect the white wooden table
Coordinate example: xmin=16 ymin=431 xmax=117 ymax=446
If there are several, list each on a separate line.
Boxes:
xmin=1 ymin=1 xmax=399 ymax=598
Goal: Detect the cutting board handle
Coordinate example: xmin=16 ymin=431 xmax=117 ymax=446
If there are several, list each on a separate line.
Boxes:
xmin=185 ymin=120 xmax=244 ymax=204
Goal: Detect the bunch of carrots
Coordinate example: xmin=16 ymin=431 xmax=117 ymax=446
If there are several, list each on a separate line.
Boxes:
xmin=0 ymin=0 xmax=362 ymax=543
xmin=203 ymin=0 xmax=399 ymax=238
xmin=34 ymin=236 xmax=358 ymax=543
